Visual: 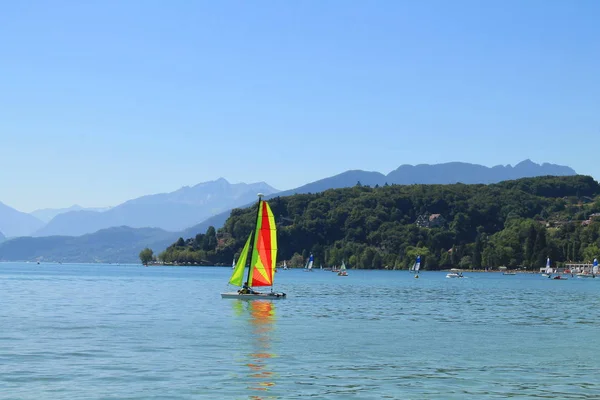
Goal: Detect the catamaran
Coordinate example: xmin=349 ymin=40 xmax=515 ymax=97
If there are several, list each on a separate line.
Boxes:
xmin=338 ymin=260 xmax=348 ymax=276
xmin=411 ymin=255 xmax=421 ymax=278
xmin=542 ymin=257 xmax=552 ymax=277
xmin=221 ymin=194 xmax=286 ymax=300
xmin=304 ymin=253 xmax=314 ymax=272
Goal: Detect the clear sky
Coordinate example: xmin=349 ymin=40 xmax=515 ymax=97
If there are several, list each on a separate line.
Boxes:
xmin=1 ymin=0 xmax=598 ymax=212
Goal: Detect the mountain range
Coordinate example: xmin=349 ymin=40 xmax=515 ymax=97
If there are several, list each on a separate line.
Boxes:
xmin=31 ymin=205 xmax=111 ymax=223
xmin=181 ymin=160 xmax=578 ymax=237
xmin=0 ymin=201 xmax=45 ymax=237
xmin=0 ymin=226 xmax=176 ymax=263
xmin=32 ymin=179 xmax=278 ymax=237
xmin=0 ymin=159 xmax=579 ymax=262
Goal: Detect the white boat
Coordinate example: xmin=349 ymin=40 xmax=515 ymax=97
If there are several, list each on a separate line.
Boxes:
xmin=446 ymin=268 xmax=464 ymax=278
xmin=282 ymin=260 xmax=288 ymax=270
xmin=577 ymin=258 xmax=597 ymax=278
xmin=503 ymin=271 xmax=516 ymax=275
xmin=304 ymin=253 xmax=314 ymax=272
xmin=338 ymin=261 xmax=348 ymax=276
xmin=221 ymin=194 xmax=286 ymax=300
xmin=221 ymin=292 xmax=286 ymax=299
xmin=232 ymin=257 xmax=236 ymax=269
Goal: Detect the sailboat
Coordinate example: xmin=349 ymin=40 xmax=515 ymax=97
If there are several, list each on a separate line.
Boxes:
xmin=232 ymin=257 xmax=236 ymax=269
xmin=338 ymin=260 xmax=348 ymax=276
xmin=411 ymin=255 xmax=421 ymax=278
xmin=221 ymin=194 xmax=286 ymax=300
xmin=304 ymin=253 xmax=314 ymax=272
xmin=282 ymin=260 xmax=288 ymax=270
xmin=542 ymin=257 xmax=553 ymax=277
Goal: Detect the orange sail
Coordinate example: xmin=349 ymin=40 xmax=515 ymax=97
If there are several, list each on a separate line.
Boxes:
xmin=248 ymin=200 xmax=277 ymax=287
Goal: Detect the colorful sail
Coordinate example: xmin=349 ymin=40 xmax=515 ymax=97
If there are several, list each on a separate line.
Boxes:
xmin=229 ymin=233 xmax=252 ymax=286
xmin=593 ymin=258 xmax=598 ymax=275
xmin=248 ymin=200 xmax=277 ymax=287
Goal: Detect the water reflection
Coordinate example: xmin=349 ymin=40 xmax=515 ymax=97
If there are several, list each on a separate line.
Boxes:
xmin=234 ymin=300 xmax=277 ymax=399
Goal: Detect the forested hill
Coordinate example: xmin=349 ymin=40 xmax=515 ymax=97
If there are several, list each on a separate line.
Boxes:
xmin=159 ymin=175 xmax=600 ymax=270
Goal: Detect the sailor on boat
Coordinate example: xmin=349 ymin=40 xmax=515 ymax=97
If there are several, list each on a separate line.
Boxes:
xmin=239 ymin=282 xmax=258 ymax=295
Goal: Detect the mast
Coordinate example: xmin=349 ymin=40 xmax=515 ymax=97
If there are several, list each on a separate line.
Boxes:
xmin=245 ymin=193 xmax=264 ymax=287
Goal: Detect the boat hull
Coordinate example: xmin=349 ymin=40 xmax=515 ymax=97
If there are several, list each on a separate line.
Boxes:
xmin=576 ymin=274 xmax=595 ymax=278
xmin=221 ymin=292 xmax=287 ymax=300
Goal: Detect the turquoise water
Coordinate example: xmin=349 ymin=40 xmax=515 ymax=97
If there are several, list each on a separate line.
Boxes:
xmin=1 ymin=263 xmax=599 ymax=399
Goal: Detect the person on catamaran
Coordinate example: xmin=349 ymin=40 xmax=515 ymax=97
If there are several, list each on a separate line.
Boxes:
xmin=239 ymin=282 xmax=258 ymax=295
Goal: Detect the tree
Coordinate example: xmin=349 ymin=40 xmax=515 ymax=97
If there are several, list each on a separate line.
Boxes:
xmin=459 ymin=255 xmax=472 ymax=269
xmin=202 ymin=226 xmax=218 ymax=251
xmin=139 ymin=248 xmax=154 ymax=266
xmin=290 ymin=253 xmax=304 ymax=268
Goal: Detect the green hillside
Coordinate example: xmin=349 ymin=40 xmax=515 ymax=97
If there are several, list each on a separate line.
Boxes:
xmin=159 ymin=175 xmax=600 ymax=269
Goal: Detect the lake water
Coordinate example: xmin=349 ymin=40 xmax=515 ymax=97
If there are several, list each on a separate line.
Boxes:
xmin=1 ymin=263 xmax=599 ymax=399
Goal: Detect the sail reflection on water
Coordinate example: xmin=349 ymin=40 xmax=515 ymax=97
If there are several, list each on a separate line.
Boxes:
xmin=238 ymin=300 xmax=278 ymax=398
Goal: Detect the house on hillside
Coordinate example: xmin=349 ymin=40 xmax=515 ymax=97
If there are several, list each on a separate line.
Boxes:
xmin=415 ymin=213 xmax=446 ymax=228
xmin=428 ymin=213 xmax=446 ymax=227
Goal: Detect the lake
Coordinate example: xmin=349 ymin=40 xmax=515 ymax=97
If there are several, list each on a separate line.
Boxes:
xmin=1 ymin=263 xmax=599 ymax=399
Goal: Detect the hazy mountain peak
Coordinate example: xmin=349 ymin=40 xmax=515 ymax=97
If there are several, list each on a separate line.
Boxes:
xmin=0 ymin=201 xmax=44 ymax=237
xmin=34 ymin=178 xmax=280 ymax=237
xmin=30 ymin=204 xmax=110 ymax=223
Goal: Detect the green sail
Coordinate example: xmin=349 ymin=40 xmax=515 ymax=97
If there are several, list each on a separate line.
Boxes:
xmin=229 ymin=233 xmax=252 ymax=287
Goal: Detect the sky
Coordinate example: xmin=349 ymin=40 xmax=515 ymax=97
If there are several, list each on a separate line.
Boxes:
xmin=1 ymin=0 xmax=599 ymax=212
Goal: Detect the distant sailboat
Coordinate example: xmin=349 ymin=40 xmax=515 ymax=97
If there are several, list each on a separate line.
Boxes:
xmin=232 ymin=257 xmax=236 ymax=269
xmin=221 ymin=194 xmax=286 ymax=299
xmin=282 ymin=260 xmax=288 ymax=270
xmin=304 ymin=253 xmax=314 ymax=272
xmin=542 ymin=257 xmax=552 ymax=277
xmin=411 ymin=255 xmax=421 ymax=278
xmin=593 ymin=259 xmax=599 ymax=276
xmin=338 ymin=260 xmax=348 ymax=276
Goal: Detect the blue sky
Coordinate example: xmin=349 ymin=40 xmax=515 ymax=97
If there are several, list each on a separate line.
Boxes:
xmin=1 ymin=0 xmax=598 ymax=212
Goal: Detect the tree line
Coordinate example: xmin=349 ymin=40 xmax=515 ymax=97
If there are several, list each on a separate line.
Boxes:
xmin=154 ymin=175 xmax=600 ymax=270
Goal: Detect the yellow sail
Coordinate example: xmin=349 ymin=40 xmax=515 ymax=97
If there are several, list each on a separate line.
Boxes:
xmin=229 ymin=233 xmax=252 ymax=287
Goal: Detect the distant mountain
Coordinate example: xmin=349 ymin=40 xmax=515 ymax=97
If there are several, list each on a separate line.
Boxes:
xmin=181 ymin=160 xmax=577 ymax=237
xmin=385 ymin=159 xmax=576 ymax=185
xmin=0 ymin=202 xmax=44 ymax=237
xmin=0 ymin=226 xmax=177 ymax=263
xmin=34 ymin=178 xmax=279 ymax=237
xmin=0 ymin=231 xmax=5 ymax=243
xmin=274 ymin=160 xmax=577 ymax=196
xmin=31 ymin=204 xmax=110 ymax=223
